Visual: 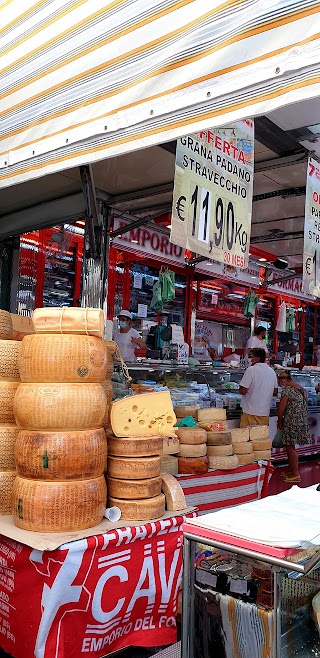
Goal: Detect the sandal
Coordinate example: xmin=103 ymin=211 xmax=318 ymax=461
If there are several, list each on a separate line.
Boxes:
xmin=280 ymin=469 xmax=292 ymax=477
xmin=283 ymin=475 xmax=301 ymax=483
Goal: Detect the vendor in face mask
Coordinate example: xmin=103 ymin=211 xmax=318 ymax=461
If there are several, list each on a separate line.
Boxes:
xmin=113 ymin=310 xmax=147 ymax=362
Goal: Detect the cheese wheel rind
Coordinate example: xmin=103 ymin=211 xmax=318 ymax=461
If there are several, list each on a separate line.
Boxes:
xmin=162 ymin=436 xmax=180 ymax=454
xmin=177 ymin=443 xmax=207 ymax=458
xmin=107 ymin=455 xmax=161 ymax=480
xmin=207 ymin=431 xmax=232 ymax=445
xmin=107 ymin=476 xmax=161 ymax=499
xmin=19 ymin=334 xmax=107 ymax=383
xmin=14 ymin=383 xmax=106 ymax=430
xmin=249 ymin=425 xmax=269 ymax=441
xmin=0 ymin=311 xmax=33 ymax=341
xmin=15 ymin=429 xmax=107 ymax=480
xmin=160 ymin=455 xmax=178 ymax=476
xmin=174 ymin=405 xmax=199 ymax=418
xmin=208 ymin=455 xmax=239 ymax=470
xmin=110 ymin=392 xmax=176 ymax=437
xmin=207 ymin=444 xmax=232 ymax=457
xmin=178 ymin=456 xmax=209 ymax=474
xmin=0 ymin=471 xmax=16 ymax=514
xmin=108 ymin=494 xmax=165 ymax=521
xmin=0 ymin=340 xmax=20 ymax=381
xmin=175 ymin=428 xmax=207 ymax=445
xmin=237 ymin=453 xmax=256 ymax=465
xmin=0 ymin=425 xmax=19 ymax=470
xmin=197 ymin=408 xmax=226 ymax=422
xmin=0 ymin=382 xmax=19 ymax=424
xmin=232 ymin=442 xmax=253 ymax=455
xmin=161 ymin=472 xmax=186 ymax=511
xmin=107 ymin=435 xmax=163 ymax=457
xmin=251 ymin=439 xmax=272 ymax=451
xmin=32 ymin=307 xmax=104 ymax=336
xmin=230 ymin=428 xmax=250 ymax=443
xmin=12 ymin=476 xmax=107 ymax=531
xmin=198 ymin=420 xmax=228 ymax=432
xmin=254 ymin=449 xmax=272 ymax=460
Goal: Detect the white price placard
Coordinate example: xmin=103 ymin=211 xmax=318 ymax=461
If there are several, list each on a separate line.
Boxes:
xmin=170 ymin=121 xmax=254 ymax=268
xmin=133 ymin=274 xmax=143 ymax=289
xmin=137 ymin=304 xmax=148 ymax=318
xmin=303 ymin=157 xmax=320 ymax=297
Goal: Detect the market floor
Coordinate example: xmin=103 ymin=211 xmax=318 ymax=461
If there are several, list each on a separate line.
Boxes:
xmin=267 ymin=456 xmax=320 ymax=495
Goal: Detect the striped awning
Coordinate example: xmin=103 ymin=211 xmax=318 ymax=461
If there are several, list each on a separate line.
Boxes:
xmin=1 ymin=0 xmax=320 ymax=189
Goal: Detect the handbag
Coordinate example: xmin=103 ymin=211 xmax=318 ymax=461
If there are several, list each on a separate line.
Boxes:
xmin=272 ymin=429 xmax=283 ymax=448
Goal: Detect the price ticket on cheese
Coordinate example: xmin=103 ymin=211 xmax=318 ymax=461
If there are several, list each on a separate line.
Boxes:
xmin=170 ymin=120 xmax=254 ymax=269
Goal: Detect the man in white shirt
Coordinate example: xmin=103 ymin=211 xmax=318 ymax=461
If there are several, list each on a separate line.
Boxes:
xmin=113 ymin=310 xmax=147 ymax=362
xmin=246 ymin=326 xmax=268 ymax=354
xmin=239 ymin=348 xmax=278 ymax=427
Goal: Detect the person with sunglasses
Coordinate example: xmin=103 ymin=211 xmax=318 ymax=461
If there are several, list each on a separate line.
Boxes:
xmin=277 ymin=370 xmax=309 ymax=483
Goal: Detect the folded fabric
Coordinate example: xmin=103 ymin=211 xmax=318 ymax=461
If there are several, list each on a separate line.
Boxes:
xmin=176 ymin=416 xmax=198 ymax=427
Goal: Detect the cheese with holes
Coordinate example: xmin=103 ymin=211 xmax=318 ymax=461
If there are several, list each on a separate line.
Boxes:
xmin=254 ymin=449 xmax=272 ymax=460
xmin=0 ymin=340 xmax=20 ymax=381
xmin=175 ymin=427 xmax=207 ymax=445
xmin=19 ymin=334 xmax=107 ymax=383
xmin=108 ymin=494 xmax=165 ymax=521
xmin=162 ymin=436 xmax=180 ymax=454
xmin=107 ymin=476 xmax=161 ymax=499
xmin=160 ymin=455 xmax=178 ymax=475
xmin=237 ymin=453 xmax=256 ymax=465
xmin=0 ymin=311 xmax=34 ymax=341
xmin=232 ymin=442 xmax=253 ymax=455
xmin=208 ymin=454 xmax=239 ymax=470
xmin=161 ymin=473 xmax=186 ymax=511
xmin=0 ymin=471 xmax=16 ymax=514
xmin=207 ymin=444 xmax=232 ymax=457
xmin=15 ymin=428 xmax=107 ymax=480
xmin=198 ymin=420 xmax=228 ymax=432
xmin=12 ymin=476 xmax=106 ymax=531
xmin=197 ymin=408 xmax=226 ymax=422
xmin=110 ymin=392 xmax=176 ymax=437
xmin=108 ymin=455 xmax=161 ymax=480
xmin=178 ymin=456 xmax=209 ymax=474
xmin=0 ymin=425 xmax=19 ymax=470
xmin=249 ymin=425 xmax=269 ymax=441
xmin=107 ymin=435 xmax=163 ymax=457
xmin=33 ymin=307 xmax=104 ymax=336
xmin=207 ymin=431 xmax=232 ymax=445
xmin=230 ymin=428 xmax=250 ymax=443
xmin=0 ymin=382 xmax=19 ymax=423
xmin=174 ymin=405 xmax=198 ymax=418
xmin=178 ymin=443 xmax=207 ymax=458
xmin=14 ymin=383 xmax=106 ymax=430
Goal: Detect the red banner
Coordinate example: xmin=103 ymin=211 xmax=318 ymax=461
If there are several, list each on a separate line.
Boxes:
xmin=0 ymin=513 xmax=195 ymax=658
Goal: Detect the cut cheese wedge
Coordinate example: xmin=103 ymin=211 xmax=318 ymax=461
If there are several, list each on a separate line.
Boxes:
xmin=237 ymin=453 xmax=255 ymax=465
xmin=207 ymin=431 xmax=232 ymax=446
xmin=0 ymin=382 xmax=19 ymax=424
xmin=14 ymin=383 xmax=106 ymax=430
xmin=107 ymin=455 xmax=161 ymax=480
xmin=232 ymin=442 xmax=253 ymax=455
xmin=107 ymin=435 xmax=163 ymax=457
xmin=161 ymin=472 xmax=186 ymax=511
xmin=110 ymin=392 xmax=176 ymax=437
xmin=15 ymin=428 xmax=107 ymax=480
xmin=0 ymin=425 xmax=19 ymax=470
xmin=251 ymin=439 xmax=272 ymax=451
xmin=207 ymin=444 xmax=232 ymax=457
xmin=208 ymin=455 xmax=239 ymax=470
xmin=174 ymin=405 xmax=198 ymax=418
xmin=0 ymin=470 xmax=16 ymax=514
xmin=230 ymin=428 xmax=250 ymax=443
xmin=32 ymin=307 xmax=104 ymax=336
xmin=107 ymin=476 xmax=161 ymax=499
xmin=254 ymin=449 xmax=272 ymax=460
xmin=178 ymin=456 xmax=209 ymax=475
xmin=0 ymin=311 xmax=33 ymax=341
xmin=12 ymin=476 xmax=107 ymax=532
xmin=197 ymin=408 xmax=226 ymax=422
xmin=198 ymin=420 xmax=228 ymax=432
xmin=19 ymin=334 xmax=107 ymax=383
xmin=160 ymin=455 xmax=178 ymax=476
xmin=175 ymin=427 xmax=207 ymax=445
xmin=0 ymin=340 xmax=20 ymax=381
xmin=249 ymin=425 xmax=269 ymax=441
xmin=108 ymin=494 xmax=165 ymax=521
xmin=162 ymin=436 xmax=180 ymax=455
xmin=178 ymin=443 xmax=207 ymax=458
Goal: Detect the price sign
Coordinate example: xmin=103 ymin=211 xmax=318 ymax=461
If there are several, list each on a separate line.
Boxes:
xmin=170 ymin=121 xmax=254 ymax=268
xmin=303 ymin=157 xmax=320 ymax=297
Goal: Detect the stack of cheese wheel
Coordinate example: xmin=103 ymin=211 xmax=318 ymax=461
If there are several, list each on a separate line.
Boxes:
xmin=201 ymin=408 xmax=239 ymax=470
xmin=249 ymin=425 xmax=272 ymax=460
xmin=230 ymin=427 xmax=254 ymax=465
xmin=107 ymin=391 xmax=178 ymax=520
xmin=176 ymin=427 xmax=208 ymax=474
xmin=0 ymin=339 xmax=21 ymax=513
xmin=160 ymin=435 xmax=179 ymax=475
xmin=101 ymin=340 xmax=117 ymax=429
xmin=12 ymin=307 xmax=108 ymax=532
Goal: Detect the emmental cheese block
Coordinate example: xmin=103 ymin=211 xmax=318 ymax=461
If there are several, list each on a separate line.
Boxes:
xmin=0 ymin=425 xmax=19 ymax=470
xmin=107 ymin=435 xmax=163 ymax=457
xmin=254 ymin=449 xmax=272 ymax=460
xmin=249 ymin=425 xmax=269 ymax=441
xmin=19 ymin=335 xmax=107 ymax=383
xmin=0 ymin=340 xmax=20 ymax=381
xmin=207 ymin=431 xmax=232 ymax=445
xmin=175 ymin=427 xmax=207 ymax=445
xmin=251 ymin=439 xmax=272 ymax=451
xmin=162 ymin=436 xmax=180 ymax=454
xmin=108 ymin=494 xmax=165 ymax=521
xmin=110 ymin=392 xmax=176 ymax=437
xmin=207 ymin=445 xmax=232 ymax=457
xmin=178 ymin=456 xmax=209 ymax=474
xmin=232 ymin=442 xmax=253 ymax=455
xmin=32 ymin=307 xmax=104 ymax=336
xmin=0 ymin=311 xmax=33 ymax=341
xmin=12 ymin=476 xmax=107 ymax=532
xmin=0 ymin=382 xmax=19 ymax=424
xmin=0 ymin=471 xmax=16 ymax=514
xmin=107 ymin=476 xmax=161 ymax=500
xmin=230 ymin=428 xmax=250 ymax=443
xmin=108 ymin=455 xmax=161 ymax=480
xmin=174 ymin=405 xmax=198 ymax=419
xmin=160 ymin=455 xmax=178 ymax=476
xmin=15 ymin=429 xmax=107 ymax=480
xmin=161 ymin=473 xmax=186 ymax=511
xmin=197 ymin=408 xmax=226 ymax=422
xmin=177 ymin=443 xmax=207 ymax=458
xmin=208 ymin=455 xmax=239 ymax=470
xmin=14 ymin=383 xmax=106 ymax=430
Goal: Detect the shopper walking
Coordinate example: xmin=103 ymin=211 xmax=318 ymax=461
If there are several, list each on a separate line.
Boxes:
xmin=277 ymin=370 xmax=309 ymax=483
xmin=239 ymin=348 xmax=278 ymax=427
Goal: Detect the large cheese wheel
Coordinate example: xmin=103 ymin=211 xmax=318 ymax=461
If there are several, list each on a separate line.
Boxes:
xmin=237 ymin=453 xmax=255 ymax=465
xmin=110 ymin=392 xmax=176 ymax=437
xmin=107 ymin=475 xmax=161 ymax=499
xmin=12 ymin=476 xmax=107 ymax=531
xmin=207 ymin=444 xmax=232 ymax=457
xmin=178 ymin=456 xmax=209 ymax=474
xmin=32 ymin=307 xmax=104 ymax=336
xmin=251 ymin=439 xmax=272 ymax=451
xmin=0 ymin=382 xmax=19 ymax=423
xmin=14 ymin=383 xmax=106 ymax=430
xmin=230 ymin=428 xmax=250 ymax=443
xmin=174 ymin=405 xmax=199 ymax=418
xmin=175 ymin=428 xmax=207 ymax=445
xmin=254 ymin=449 xmax=272 ymax=460
xmin=197 ymin=408 xmax=226 ymax=422
xmin=102 ymin=380 xmax=113 ymax=404
xmin=107 ymin=455 xmax=161 ymax=480
xmin=161 ymin=473 xmax=186 ymax=511
xmin=105 ymin=340 xmax=117 ymax=355
xmin=232 ymin=442 xmax=253 ymax=455
xmin=0 ymin=425 xmax=19 ymax=470
xmin=178 ymin=443 xmax=207 ymax=458
xmin=162 ymin=435 xmax=180 ymax=454
xmin=105 ymin=352 xmax=114 ymax=378
xmin=19 ymin=335 xmax=107 ymax=383
xmin=207 ymin=431 xmax=232 ymax=446
xmin=0 ymin=340 xmax=20 ymax=381
xmin=0 ymin=471 xmax=16 ymax=514
xmin=208 ymin=455 xmax=239 ymax=470
xmin=107 ymin=435 xmax=163 ymax=457
xmin=0 ymin=311 xmax=33 ymax=341
xmin=160 ymin=455 xmax=178 ymax=476
xmin=249 ymin=425 xmax=269 ymax=441
xmin=15 ymin=429 xmax=107 ymax=480
xmin=108 ymin=494 xmax=165 ymax=521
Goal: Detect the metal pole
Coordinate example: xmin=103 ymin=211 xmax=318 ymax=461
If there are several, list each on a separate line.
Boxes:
xmin=182 ymin=536 xmax=191 ymax=658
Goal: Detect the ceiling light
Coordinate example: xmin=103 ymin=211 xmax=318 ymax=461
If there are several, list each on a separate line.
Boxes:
xmin=258 ymin=257 xmax=267 ymax=262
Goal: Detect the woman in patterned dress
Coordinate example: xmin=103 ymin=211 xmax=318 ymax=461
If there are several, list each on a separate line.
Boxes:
xmin=277 ymin=370 xmax=309 ymax=483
